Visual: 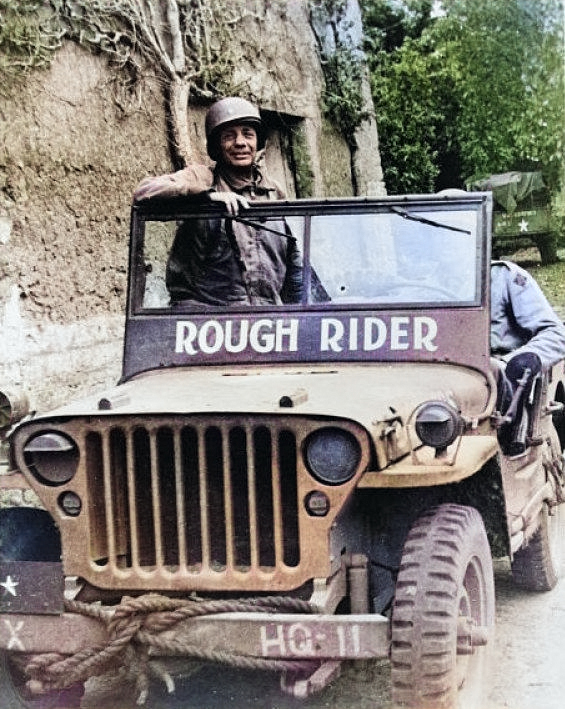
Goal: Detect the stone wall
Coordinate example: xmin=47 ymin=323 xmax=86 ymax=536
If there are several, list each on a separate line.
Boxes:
xmin=0 ymin=0 xmax=384 ymax=414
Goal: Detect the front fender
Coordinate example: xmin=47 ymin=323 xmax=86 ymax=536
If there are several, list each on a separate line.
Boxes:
xmin=358 ymin=435 xmax=499 ymax=488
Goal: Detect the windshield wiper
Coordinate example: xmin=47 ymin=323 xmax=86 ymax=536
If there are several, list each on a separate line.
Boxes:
xmin=229 ymin=214 xmax=294 ymax=239
xmin=390 ymin=206 xmax=471 ymax=235
xmin=234 ymin=207 xmax=472 ymax=237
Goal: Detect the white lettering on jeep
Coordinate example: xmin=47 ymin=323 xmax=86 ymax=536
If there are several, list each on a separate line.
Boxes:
xmin=260 ymin=622 xmax=314 ymax=657
xmin=175 ymin=315 xmax=438 ymax=356
xmin=176 ymin=319 xmax=300 ymax=355
xmin=320 ymin=316 xmax=438 ymax=352
xmin=3 ymin=619 xmax=25 ymax=651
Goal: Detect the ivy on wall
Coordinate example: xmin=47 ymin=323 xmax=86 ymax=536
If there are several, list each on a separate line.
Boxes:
xmin=289 ymin=124 xmax=315 ymax=197
xmin=308 ymin=0 xmax=369 ymax=148
xmin=0 ymin=1 xmax=363 ymax=196
xmin=0 ymin=1 xmax=274 ymax=166
xmin=0 ymin=0 xmax=63 ymax=91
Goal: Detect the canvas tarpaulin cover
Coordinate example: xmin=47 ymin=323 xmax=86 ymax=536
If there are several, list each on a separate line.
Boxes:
xmin=468 ymin=171 xmax=547 ymax=213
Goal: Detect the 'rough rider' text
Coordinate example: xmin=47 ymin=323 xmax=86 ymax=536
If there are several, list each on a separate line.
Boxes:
xmin=175 ymin=316 xmax=438 ymax=355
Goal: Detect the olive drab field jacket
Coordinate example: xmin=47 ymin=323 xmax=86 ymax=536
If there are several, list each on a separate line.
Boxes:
xmin=135 ymin=164 xmax=303 ymax=307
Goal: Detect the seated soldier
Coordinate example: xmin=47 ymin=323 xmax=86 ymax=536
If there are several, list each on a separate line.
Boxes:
xmin=491 ymin=260 xmax=565 ymax=455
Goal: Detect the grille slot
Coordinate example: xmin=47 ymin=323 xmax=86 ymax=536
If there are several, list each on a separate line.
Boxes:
xmin=84 ymin=419 xmax=300 ymax=576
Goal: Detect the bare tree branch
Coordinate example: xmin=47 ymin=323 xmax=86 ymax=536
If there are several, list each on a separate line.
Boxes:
xmin=2 ymin=0 xmax=273 ymax=165
xmin=165 ymin=0 xmax=185 ymax=74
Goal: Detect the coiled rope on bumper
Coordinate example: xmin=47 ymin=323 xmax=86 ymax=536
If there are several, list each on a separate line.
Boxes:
xmin=24 ymin=594 xmax=318 ymax=704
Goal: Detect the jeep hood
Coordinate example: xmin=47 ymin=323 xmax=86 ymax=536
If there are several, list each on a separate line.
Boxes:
xmin=31 ymin=362 xmax=493 ymax=435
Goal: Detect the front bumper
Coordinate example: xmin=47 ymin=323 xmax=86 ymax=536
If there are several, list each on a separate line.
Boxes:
xmin=0 ymin=608 xmax=390 ymax=659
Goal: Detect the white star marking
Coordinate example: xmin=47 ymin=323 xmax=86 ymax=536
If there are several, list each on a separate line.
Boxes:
xmin=0 ymin=575 xmax=19 ymax=597
xmin=519 ymin=218 xmax=529 ymax=232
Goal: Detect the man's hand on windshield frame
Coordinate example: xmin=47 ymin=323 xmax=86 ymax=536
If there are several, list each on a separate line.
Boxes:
xmin=207 ymin=191 xmax=250 ymax=216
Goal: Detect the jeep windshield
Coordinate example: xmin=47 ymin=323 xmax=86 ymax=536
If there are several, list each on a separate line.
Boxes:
xmin=131 ymin=196 xmax=484 ymax=312
xmin=123 ymin=194 xmax=491 ymax=379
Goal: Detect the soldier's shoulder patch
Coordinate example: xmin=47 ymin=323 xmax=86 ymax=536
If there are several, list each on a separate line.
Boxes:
xmin=513 ymin=272 xmax=528 ymax=287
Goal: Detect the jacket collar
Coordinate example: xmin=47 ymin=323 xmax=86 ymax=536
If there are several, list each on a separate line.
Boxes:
xmin=214 ymin=164 xmax=276 ymax=197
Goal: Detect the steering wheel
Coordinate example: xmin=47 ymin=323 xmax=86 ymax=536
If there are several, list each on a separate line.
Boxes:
xmin=382 ymin=281 xmax=461 ymax=301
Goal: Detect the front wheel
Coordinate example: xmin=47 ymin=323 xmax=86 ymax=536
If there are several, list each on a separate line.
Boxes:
xmin=390 ymin=504 xmax=495 ymax=709
xmin=511 ymin=502 xmax=564 ymax=591
xmin=0 ymin=652 xmax=83 ymax=709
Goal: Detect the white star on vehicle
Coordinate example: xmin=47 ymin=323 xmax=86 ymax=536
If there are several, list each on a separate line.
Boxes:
xmin=0 ymin=575 xmax=19 ymax=597
xmin=519 ymin=218 xmax=529 ymax=232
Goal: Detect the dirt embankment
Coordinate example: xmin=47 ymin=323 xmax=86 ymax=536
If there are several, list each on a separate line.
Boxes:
xmin=0 ymin=43 xmax=173 ymax=326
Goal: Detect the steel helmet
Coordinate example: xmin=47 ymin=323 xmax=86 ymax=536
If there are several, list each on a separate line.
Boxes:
xmin=205 ymin=97 xmax=266 ymax=160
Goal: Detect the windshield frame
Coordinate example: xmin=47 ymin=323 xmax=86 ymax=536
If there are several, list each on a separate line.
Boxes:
xmin=122 ymin=194 xmax=492 ymax=380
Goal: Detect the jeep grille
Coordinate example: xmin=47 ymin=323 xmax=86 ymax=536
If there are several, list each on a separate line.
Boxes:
xmin=86 ymin=418 xmax=300 ymax=572
xmin=15 ymin=415 xmax=368 ymax=592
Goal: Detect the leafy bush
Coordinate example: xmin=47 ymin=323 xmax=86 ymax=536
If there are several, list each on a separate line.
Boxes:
xmin=361 ymin=0 xmax=564 ymax=196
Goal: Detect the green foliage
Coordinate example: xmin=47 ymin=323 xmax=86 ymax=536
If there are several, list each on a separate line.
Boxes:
xmin=309 ymin=0 xmax=370 ymax=146
xmin=0 ymin=0 xmax=62 ymax=88
xmin=321 ymin=45 xmax=370 ymax=146
xmin=438 ymin=0 xmax=564 ymax=192
xmin=368 ymin=35 xmax=459 ymax=193
xmin=362 ymin=0 xmax=432 ymax=53
xmin=361 ymin=0 xmax=565 ymax=196
xmin=289 ymin=124 xmax=315 ymax=197
xmin=361 ymin=1 xmax=455 ymax=192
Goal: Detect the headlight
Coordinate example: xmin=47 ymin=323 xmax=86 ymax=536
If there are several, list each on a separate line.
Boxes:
xmin=0 ymin=386 xmax=29 ymax=430
xmin=414 ymin=401 xmax=463 ymax=450
xmin=23 ymin=431 xmax=79 ymax=485
xmin=304 ymin=427 xmax=361 ymax=485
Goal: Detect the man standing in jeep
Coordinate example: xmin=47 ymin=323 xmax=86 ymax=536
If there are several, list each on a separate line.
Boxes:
xmin=133 ymin=96 xmax=303 ymax=307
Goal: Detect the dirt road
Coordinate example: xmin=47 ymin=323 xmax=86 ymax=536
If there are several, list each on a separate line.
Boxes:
xmin=486 ymin=558 xmax=565 ymax=709
xmin=82 ymin=551 xmax=565 ymax=709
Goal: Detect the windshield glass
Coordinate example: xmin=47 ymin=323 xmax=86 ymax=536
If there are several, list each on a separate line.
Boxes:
xmin=135 ymin=204 xmax=480 ymax=312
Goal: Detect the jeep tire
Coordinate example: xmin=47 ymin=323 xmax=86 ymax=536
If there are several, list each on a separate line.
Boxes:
xmin=511 ymin=502 xmax=564 ymax=592
xmin=390 ymin=504 xmax=495 ymax=709
xmin=0 ymin=652 xmax=83 ymax=709
xmin=534 ymin=232 xmax=558 ymax=266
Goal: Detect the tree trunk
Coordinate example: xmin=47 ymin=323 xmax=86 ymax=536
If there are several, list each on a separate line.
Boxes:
xmin=167 ymin=77 xmax=192 ymax=168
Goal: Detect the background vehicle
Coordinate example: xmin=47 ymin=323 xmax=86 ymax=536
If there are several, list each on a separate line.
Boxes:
xmin=1 ymin=192 xmax=564 ymax=709
xmin=468 ymin=171 xmax=559 ymax=265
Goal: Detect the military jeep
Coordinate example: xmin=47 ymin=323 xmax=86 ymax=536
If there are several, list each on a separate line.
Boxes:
xmin=468 ymin=171 xmax=559 ymax=265
xmin=1 ymin=192 xmax=564 ymax=709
